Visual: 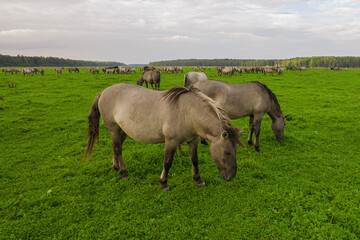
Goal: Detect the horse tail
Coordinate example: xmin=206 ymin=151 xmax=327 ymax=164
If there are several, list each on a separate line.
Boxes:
xmin=83 ymin=92 xmax=102 ymax=162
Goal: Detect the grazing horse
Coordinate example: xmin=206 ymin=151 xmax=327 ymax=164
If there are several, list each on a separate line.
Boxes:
xmin=137 ymin=70 xmax=161 ymax=90
xmin=143 ymin=66 xmax=156 ymax=71
xmin=193 ymin=79 xmax=289 ymax=153
xmin=118 ymin=67 xmax=127 ymax=74
xmin=165 ymin=67 xmax=176 ymax=73
xmin=264 ymin=68 xmax=273 ymax=76
xmin=55 ymin=68 xmax=63 ymax=75
xmin=128 ymin=67 xmax=136 ymax=74
xmin=68 ymin=67 xmax=79 ymax=73
xmin=90 ymin=67 xmax=100 ymax=74
xmin=184 ymin=71 xmax=208 ymax=88
xmin=233 ymin=67 xmax=243 ymax=75
xmin=218 ymin=67 xmax=235 ymax=76
xmin=84 ymin=84 xmax=245 ymax=190
xmin=23 ymin=68 xmax=34 ymax=76
xmin=176 ymin=66 xmax=183 ymax=73
xmin=2 ymin=68 xmax=13 ymax=74
xmin=106 ymin=68 xmax=115 ymax=74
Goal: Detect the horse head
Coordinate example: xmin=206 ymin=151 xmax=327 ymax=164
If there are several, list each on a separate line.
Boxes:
xmin=271 ymin=114 xmax=289 ymax=141
xmin=209 ymin=128 xmax=245 ymax=181
xmin=136 ymin=76 xmax=144 ymax=86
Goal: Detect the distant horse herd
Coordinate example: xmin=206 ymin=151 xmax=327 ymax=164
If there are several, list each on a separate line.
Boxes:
xmin=1 ymin=65 xmax=345 ymax=77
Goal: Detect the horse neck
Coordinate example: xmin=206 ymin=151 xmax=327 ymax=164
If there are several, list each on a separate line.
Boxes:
xmin=188 ymin=100 xmax=226 ymax=141
xmin=137 ymin=76 xmax=143 ymax=85
xmin=268 ymin=101 xmax=283 ymax=121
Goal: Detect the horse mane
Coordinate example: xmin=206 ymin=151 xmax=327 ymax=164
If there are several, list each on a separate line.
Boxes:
xmin=252 ymin=81 xmax=281 ymax=111
xmin=162 ymin=87 xmax=192 ymax=104
xmin=163 ymin=87 xmax=241 ymax=145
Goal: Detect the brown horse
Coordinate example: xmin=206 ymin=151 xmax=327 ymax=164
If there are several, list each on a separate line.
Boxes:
xmin=137 ymin=70 xmax=161 ymax=90
xmin=84 ymin=84 xmax=245 ymax=190
xmin=193 ymin=80 xmax=289 ymax=153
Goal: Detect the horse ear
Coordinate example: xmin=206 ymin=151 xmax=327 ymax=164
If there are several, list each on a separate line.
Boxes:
xmin=234 ymin=128 xmax=246 ymax=148
xmin=235 ymin=128 xmax=246 ymax=135
xmin=283 ymin=114 xmax=290 ymax=119
xmin=221 ymin=131 xmax=229 ymax=139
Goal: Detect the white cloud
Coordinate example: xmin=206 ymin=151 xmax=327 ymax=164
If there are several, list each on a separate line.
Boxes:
xmin=153 ymin=35 xmax=200 ymax=42
xmin=0 ymin=0 xmax=359 ymax=63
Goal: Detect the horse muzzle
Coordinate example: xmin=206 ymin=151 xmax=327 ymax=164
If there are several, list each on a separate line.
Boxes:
xmin=220 ymin=169 xmax=236 ymax=181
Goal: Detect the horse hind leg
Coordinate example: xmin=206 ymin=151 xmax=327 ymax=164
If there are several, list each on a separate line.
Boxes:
xmin=110 ymin=126 xmax=128 ymax=179
xmin=253 ymin=114 xmax=263 ymax=153
xmin=248 ymin=116 xmax=254 ymax=145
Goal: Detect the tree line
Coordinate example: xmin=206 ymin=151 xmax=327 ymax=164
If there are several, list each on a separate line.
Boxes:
xmin=150 ymin=56 xmax=360 ymax=68
xmin=0 ymin=54 xmax=126 ymax=67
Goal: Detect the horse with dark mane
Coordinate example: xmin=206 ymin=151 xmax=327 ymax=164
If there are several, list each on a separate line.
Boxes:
xmin=193 ymin=79 xmax=289 ymax=153
xmin=84 ymin=83 xmax=245 ymax=190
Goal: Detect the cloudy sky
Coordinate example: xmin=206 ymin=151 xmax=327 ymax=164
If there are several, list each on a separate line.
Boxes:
xmin=1 ymin=0 xmax=359 ymax=64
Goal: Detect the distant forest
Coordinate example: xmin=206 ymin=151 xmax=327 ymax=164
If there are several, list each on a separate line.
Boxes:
xmin=150 ymin=56 xmax=360 ymax=68
xmin=0 ymin=54 xmax=126 ymax=67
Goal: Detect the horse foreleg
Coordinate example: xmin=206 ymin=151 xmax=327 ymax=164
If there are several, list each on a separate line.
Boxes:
xmin=253 ymin=115 xmax=263 ymax=153
xmin=159 ymin=141 xmax=177 ymax=190
xmin=200 ymin=137 xmax=208 ymax=145
xmin=248 ymin=116 xmax=254 ymax=145
xmin=110 ymin=127 xmax=129 ymax=179
xmin=188 ymin=138 xmax=205 ymax=187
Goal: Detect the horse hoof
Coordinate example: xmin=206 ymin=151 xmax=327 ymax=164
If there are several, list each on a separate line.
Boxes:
xmin=122 ymin=176 xmax=129 ymax=180
xmin=162 ymin=186 xmax=171 ymax=191
xmin=255 ymin=148 xmax=262 ymax=153
xmin=197 ymin=182 xmax=206 ymax=187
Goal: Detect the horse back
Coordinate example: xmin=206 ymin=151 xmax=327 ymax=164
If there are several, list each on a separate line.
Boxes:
xmin=98 ymin=84 xmax=182 ymax=144
xmin=194 ymin=80 xmax=271 ymax=118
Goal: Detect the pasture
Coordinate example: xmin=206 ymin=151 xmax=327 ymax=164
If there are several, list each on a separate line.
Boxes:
xmin=1 ymin=67 xmax=359 ymax=239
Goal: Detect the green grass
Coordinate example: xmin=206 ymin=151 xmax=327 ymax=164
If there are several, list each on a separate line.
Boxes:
xmin=1 ymin=68 xmax=360 ymax=239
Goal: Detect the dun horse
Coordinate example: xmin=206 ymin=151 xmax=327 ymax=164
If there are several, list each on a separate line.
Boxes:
xmin=84 ymin=83 xmax=245 ymax=190
xmin=184 ymin=71 xmax=208 ymax=88
xmin=137 ymin=70 xmax=161 ymax=90
xmin=192 ymin=80 xmax=289 ymax=153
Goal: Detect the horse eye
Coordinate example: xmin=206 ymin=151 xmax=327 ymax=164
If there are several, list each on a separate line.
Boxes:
xmin=225 ymin=151 xmax=231 ymax=155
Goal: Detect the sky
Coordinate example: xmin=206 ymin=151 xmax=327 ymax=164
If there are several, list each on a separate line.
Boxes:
xmin=0 ymin=0 xmax=359 ymax=64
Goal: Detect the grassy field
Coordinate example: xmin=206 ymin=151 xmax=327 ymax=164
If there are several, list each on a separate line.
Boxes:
xmin=1 ymin=67 xmax=359 ymax=239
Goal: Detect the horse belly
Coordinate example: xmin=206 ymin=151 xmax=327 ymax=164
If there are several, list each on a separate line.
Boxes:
xmin=218 ymin=95 xmax=255 ymax=119
xmin=115 ymin=109 xmax=165 ymax=144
